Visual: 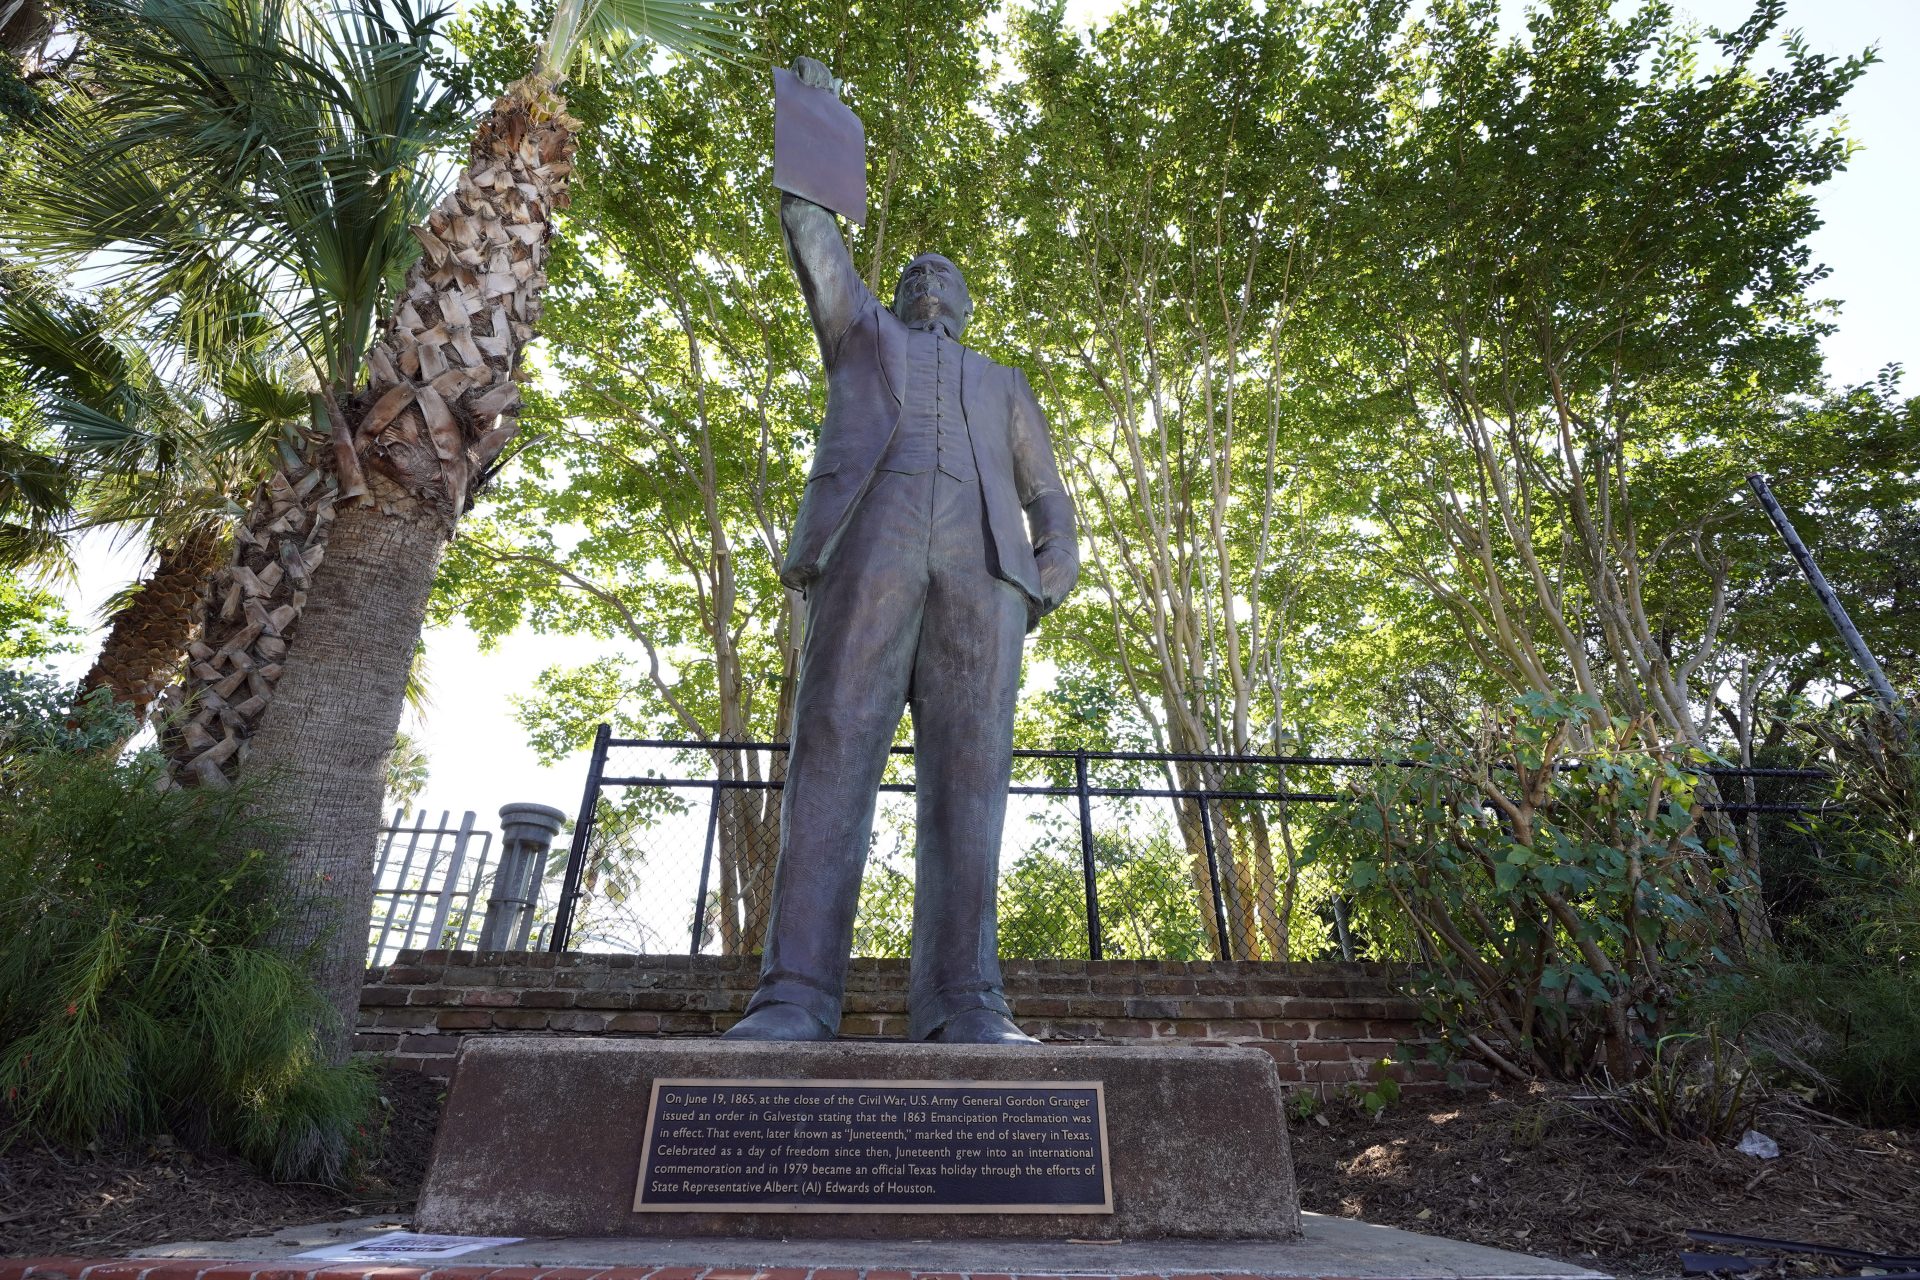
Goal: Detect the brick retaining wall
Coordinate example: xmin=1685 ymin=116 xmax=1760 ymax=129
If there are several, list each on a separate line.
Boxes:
xmin=359 ymin=952 xmax=1474 ymax=1092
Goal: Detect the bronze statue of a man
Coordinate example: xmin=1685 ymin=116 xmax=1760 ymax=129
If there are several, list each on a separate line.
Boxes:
xmin=724 ymin=56 xmax=1079 ymax=1045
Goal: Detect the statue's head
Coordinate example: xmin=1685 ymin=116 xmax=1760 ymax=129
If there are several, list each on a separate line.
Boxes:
xmin=893 ymin=253 xmax=973 ymax=338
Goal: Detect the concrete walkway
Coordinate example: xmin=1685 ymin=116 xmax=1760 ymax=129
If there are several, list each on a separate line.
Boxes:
xmin=0 ymin=1214 xmax=1607 ymax=1280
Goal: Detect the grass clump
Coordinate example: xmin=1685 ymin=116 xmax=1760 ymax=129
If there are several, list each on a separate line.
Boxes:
xmin=1703 ymin=699 xmax=1920 ymax=1127
xmin=0 ymin=671 xmax=376 ymax=1184
xmin=1708 ymin=957 xmax=1919 ymax=1127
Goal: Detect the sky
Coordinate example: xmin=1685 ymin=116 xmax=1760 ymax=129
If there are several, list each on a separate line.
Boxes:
xmin=43 ymin=0 xmax=1920 ymax=851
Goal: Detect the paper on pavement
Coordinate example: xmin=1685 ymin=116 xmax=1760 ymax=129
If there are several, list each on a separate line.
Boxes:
xmin=294 ymin=1231 xmax=523 ymax=1261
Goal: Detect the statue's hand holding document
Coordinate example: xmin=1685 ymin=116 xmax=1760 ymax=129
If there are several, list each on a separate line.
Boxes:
xmin=773 ymin=58 xmax=867 ymax=225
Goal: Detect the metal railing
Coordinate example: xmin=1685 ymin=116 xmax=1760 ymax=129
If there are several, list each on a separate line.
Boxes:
xmin=369 ymin=809 xmax=495 ymax=965
xmin=548 ymin=729 xmax=1825 ymax=963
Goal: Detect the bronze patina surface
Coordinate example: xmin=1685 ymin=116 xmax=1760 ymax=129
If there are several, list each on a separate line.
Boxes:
xmin=772 ymin=65 xmax=867 ymax=225
xmin=729 ymin=57 xmax=1082 ymax=1047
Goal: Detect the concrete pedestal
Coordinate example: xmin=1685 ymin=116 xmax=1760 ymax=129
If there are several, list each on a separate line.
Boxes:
xmin=416 ymin=1038 xmax=1300 ymax=1241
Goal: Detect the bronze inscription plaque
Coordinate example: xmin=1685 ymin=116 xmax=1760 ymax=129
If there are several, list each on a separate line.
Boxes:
xmin=633 ymin=1077 xmax=1112 ymax=1213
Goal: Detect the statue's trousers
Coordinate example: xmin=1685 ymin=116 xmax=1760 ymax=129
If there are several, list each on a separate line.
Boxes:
xmin=748 ymin=467 xmax=1027 ymax=1037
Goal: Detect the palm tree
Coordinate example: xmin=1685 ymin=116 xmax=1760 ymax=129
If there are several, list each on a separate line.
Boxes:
xmin=0 ymin=284 xmax=307 ymax=722
xmin=10 ymin=0 xmax=743 ymax=1055
xmin=0 ymin=427 xmax=74 ymax=576
xmin=13 ymin=0 xmax=469 ymax=762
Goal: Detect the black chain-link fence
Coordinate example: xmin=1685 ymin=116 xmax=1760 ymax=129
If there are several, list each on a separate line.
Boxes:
xmin=550 ymin=729 xmax=1823 ymax=962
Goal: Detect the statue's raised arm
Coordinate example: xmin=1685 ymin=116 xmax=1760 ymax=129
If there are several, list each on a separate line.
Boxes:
xmin=777 ymin=56 xmax=872 ymax=364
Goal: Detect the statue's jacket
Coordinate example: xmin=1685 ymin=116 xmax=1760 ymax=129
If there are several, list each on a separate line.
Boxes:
xmin=778 ymin=196 xmax=1075 ymax=619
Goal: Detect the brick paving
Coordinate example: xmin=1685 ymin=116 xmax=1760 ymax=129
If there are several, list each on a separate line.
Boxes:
xmin=0 ymin=1264 xmax=1420 ymax=1280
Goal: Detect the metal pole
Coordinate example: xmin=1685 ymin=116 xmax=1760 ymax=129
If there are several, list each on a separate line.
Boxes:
xmin=1197 ymin=796 xmax=1231 ymax=962
xmin=373 ymin=809 xmax=431 ymax=964
xmin=1747 ymin=473 xmax=1908 ymax=721
xmin=1075 ymin=752 xmax=1103 ymax=962
xmin=550 ymin=724 xmax=612 ymax=953
xmin=509 ymin=855 xmax=543 ymax=951
xmin=690 ymin=787 xmax=721 ymax=957
xmin=1330 ymin=894 xmax=1355 ymax=963
xmin=368 ymin=809 xmax=403 ymax=963
xmin=448 ymin=832 xmax=494 ymax=947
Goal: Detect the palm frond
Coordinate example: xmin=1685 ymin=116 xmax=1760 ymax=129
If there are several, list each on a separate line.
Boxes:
xmin=0 ymin=519 xmax=75 ymax=575
xmin=9 ymin=0 xmax=473 ymax=394
xmin=0 ymin=289 xmax=135 ymax=412
xmin=94 ymin=575 xmax=153 ymax=627
xmin=0 ymin=434 xmax=75 ymax=524
xmin=70 ymin=466 xmax=244 ymax=549
xmin=220 ymin=360 xmax=309 ymax=420
xmin=0 ymin=281 xmax=214 ymax=473
xmin=544 ymin=0 xmax=751 ymax=81
xmin=0 ymin=276 xmax=262 ymax=561
xmin=41 ymin=396 xmax=163 ymax=459
xmin=403 ymin=637 xmax=431 ymax=718
xmin=13 ymin=100 xmax=307 ymax=373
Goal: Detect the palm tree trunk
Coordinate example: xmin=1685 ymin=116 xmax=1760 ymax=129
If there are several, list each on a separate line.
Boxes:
xmin=159 ymin=453 xmax=341 ymax=785
xmin=161 ymin=74 xmax=580 ymax=1058
xmin=244 ymin=504 xmax=446 ymax=1056
xmin=79 ymin=522 xmax=226 ymax=723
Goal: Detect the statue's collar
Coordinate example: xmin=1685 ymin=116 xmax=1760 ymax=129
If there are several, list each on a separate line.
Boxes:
xmin=902 ymin=314 xmax=962 ymax=340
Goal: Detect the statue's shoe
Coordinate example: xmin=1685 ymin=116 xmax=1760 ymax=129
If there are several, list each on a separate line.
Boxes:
xmin=924 ymin=1008 xmax=1040 ymax=1045
xmin=722 ymin=1002 xmax=835 ymax=1041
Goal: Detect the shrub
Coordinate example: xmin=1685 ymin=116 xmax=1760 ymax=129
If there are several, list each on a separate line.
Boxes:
xmin=1328 ymin=693 xmax=1734 ymax=1083
xmin=0 ymin=666 xmax=133 ymax=755
xmin=0 ymin=679 xmax=375 ymax=1184
xmin=1705 ymin=958 xmax=1919 ymax=1126
xmin=1346 ymin=1058 xmax=1402 ymax=1118
xmin=1700 ymin=698 xmax=1919 ymax=1125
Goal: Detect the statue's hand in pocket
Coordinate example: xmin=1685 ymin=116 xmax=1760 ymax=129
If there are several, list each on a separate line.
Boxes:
xmin=1030 ymin=541 xmax=1080 ymax=628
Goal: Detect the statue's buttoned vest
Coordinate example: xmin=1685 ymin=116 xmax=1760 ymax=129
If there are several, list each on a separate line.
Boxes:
xmin=877 ymin=325 xmax=977 ymax=480
xmin=778 ymin=299 xmax=1042 ymax=604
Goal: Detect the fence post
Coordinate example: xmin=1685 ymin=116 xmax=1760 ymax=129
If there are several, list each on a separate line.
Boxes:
xmin=368 ymin=808 xmax=404 ymax=960
xmin=1075 ymin=751 xmax=1103 ymax=961
xmin=445 ymin=827 xmax=496 ymax=947
xmin=550 ymin=724 xmax=612 ymax=953
xmin=372 ymin=809 xmax=434 ymax=964
xmin=481 ymin=802 xmax=567 ymax=951
xmin=1197 ymin=796 xmax=1231 ymax=962
xmin=689 ymin=787 xmax=723 ymax=956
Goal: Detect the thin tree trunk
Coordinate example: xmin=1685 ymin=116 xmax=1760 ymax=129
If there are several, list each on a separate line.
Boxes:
xmin=1241 ymin=804 xmax=1286 ymax=960
xmin=715 ymin=798 xmax=742 ymax=954
xmin=79 ymin=522 xmax=226 ymax=723
xmin=1175 ymin=793 xmax=1222 ymax=959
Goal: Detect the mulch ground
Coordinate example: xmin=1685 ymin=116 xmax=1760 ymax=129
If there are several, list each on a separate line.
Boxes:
xmin=6 ymin=1069 xmax=1918 ymax=1279
xmin=1292 ymin=1085 xmax=1920 ymax=1278
xmin=0 ymin=1070 xmax=443 ymax=1260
